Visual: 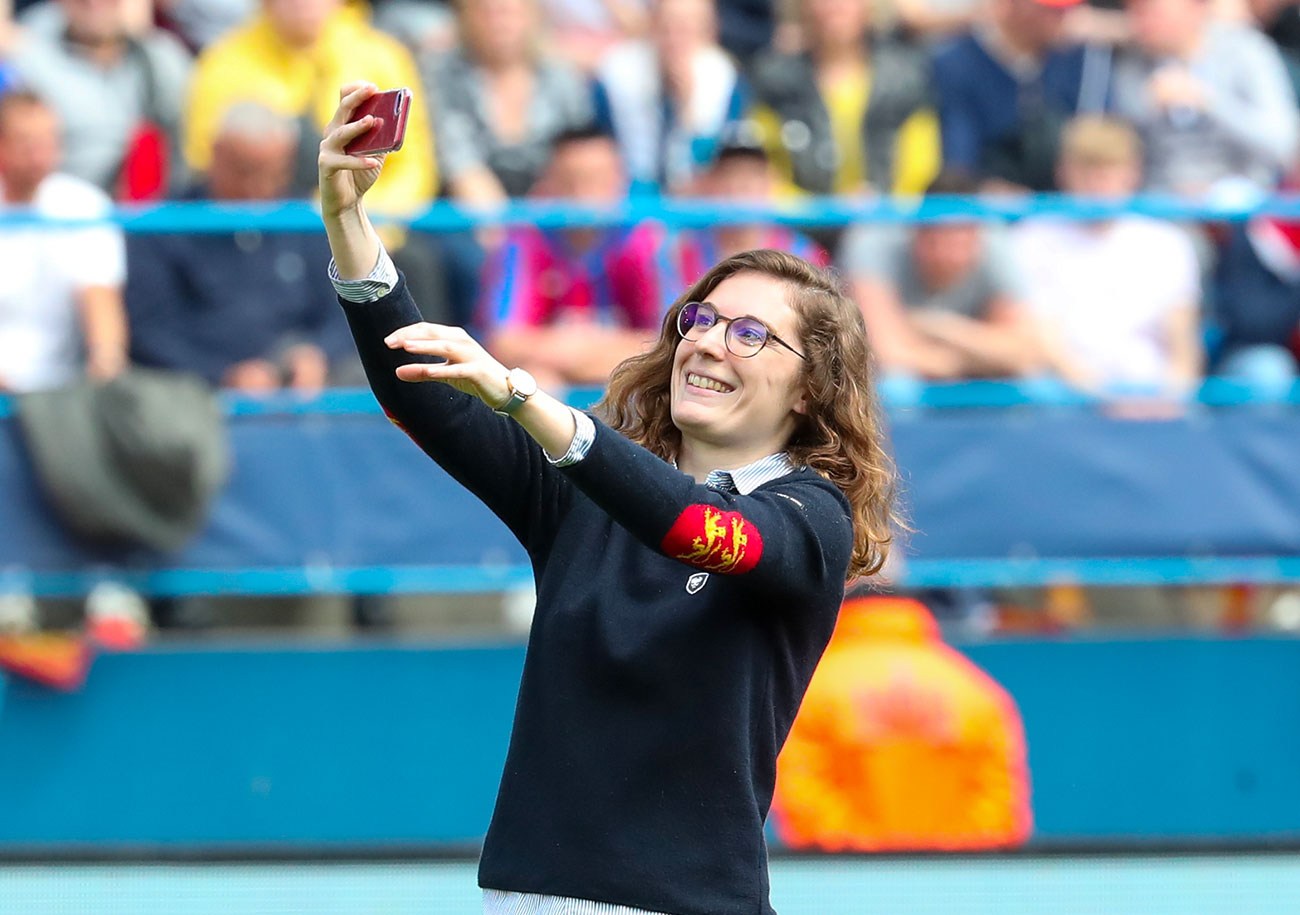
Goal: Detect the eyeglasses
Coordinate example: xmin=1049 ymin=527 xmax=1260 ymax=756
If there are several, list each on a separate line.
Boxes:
xmin=676 ymin=302 xmax=806 ymax=360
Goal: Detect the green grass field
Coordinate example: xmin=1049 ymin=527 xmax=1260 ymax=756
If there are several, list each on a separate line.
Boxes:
xmin=2 ymin=854 xmax=1298 ymax=914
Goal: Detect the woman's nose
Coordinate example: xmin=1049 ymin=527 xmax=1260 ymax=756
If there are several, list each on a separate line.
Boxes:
xmin=693 ymin=321 xmax=729 ymax=358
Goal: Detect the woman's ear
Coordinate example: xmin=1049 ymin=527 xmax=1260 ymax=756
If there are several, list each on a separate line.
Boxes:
xmin=792 ymin=388 xmax=809 ymax=415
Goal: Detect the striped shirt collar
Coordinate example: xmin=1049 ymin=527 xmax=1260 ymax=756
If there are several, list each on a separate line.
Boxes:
xmin=676 ymin=452 xmax=799 ymax=495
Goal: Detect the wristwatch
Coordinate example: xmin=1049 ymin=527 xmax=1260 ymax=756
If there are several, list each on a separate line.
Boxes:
xmin=493 ymin=367 xmax=538 ymax=417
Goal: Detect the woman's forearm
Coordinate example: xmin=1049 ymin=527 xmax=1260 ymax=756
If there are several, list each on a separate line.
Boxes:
xmin=513 ymin=390 xmax=579 ymax=461
xmin=323 ymin=203 xmax=383 ymax=280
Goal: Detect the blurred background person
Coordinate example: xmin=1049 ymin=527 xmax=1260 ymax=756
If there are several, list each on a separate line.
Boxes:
xmin=888 ymin=0 xmax=986 ymax=41
xmin=1112 ymin=0 xmax=1298 ymax=196
xmin=126 ymin=102 xmax=355 ymax=395
xmin=668 ymin=124 xmax=828 ymax=290
xmin=772 ymin=595 xmax=1033 ymax=852
xmin=0 ymin=91 xmax=128 ymax=394
xmin=154 ymin=0 xmax=256 ymax=50
xmin=593 ymin=0 xmax=746 ymax=194
xmin=10 ymin=0 xmax=191 ymax=198
xmin=423 ymin=0 xmax=594 ymax=326
xmin=184 ymin=0 xmax=444 ymax=315
xmin=841 ymin=171 xmax=1040 ymax=382
xmin=540 ymin=0 xmax=648 ymax=72
xmin=1248 ymin=0 xmax=1300 ymax=98
xmin=932 ymin=0 xmax=1110 ymax=193
xmin=1011 ymin=116 xmax=1203 ymax=397
xmin=426 ymin=0 xmax=593 ymax=206
xmin=183 ymin=0 xmax=436 ymax=214
xmin=714 ymin=0 xmax=773 ymax=63
xmin=1210 ymin=171 xmax=1300 ymax=387
xmin=480 ymin=126 xmax=668 ymax=389
xmin=749 ymin=0 xmax=939 ymax=197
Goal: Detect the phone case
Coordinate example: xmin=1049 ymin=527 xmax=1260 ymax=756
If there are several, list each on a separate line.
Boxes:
xmin=345 ymin=88 xmax=412 ymax=156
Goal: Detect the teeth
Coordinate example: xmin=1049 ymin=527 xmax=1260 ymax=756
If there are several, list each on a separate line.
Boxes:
xmin=687 ymin=372 xmax=734 ymax=393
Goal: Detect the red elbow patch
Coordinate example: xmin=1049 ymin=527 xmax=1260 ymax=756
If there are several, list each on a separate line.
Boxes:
xmin=661 ymin=505 xmax=764 ymax=575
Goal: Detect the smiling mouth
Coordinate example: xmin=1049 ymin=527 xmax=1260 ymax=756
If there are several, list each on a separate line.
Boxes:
xmin=686 ymin=372 xmax=735 ymax=394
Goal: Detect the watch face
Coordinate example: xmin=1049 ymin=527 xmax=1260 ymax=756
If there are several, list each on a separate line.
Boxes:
xmin=511 ymin=368 xmax=538 ymax=398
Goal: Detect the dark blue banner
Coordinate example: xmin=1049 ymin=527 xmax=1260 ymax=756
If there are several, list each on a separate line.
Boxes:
xmin=4 ymin=405 xmax=1300 ymax=593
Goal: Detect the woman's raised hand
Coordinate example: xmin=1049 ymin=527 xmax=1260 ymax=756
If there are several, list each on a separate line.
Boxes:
xmin=385 ymin=322 xmax=513 ymax=408
xmin=319 ymin=82 xmax=388 ymax=218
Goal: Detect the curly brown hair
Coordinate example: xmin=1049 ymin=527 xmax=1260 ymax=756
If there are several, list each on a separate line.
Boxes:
xmin=597 ymin=248 xmax=899 ymax=579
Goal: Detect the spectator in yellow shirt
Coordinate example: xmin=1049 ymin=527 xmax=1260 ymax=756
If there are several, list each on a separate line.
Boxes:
xmin=183 ymin=0 xmax=437 ymax=217
xmin=772 ymin=595 xmax=1033 ymax=852
xmin=748 ymin=0 xmax=940 ymax=197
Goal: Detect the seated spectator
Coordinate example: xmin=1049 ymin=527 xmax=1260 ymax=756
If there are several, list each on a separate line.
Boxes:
xmin=126 ymin=103 xmax=352 ymax=393
xmin=749 ymin=0 xmax=939 ymax=197
xmin=540 ymin=0 xmax=648 ymax=72
xmin=932 ymin=0 xmax=1110 ymax=193
xmin=371 ymin=0 xmax=457 ymax=57
xmin=772 ymin=596 xmax=1033 ymax=852
xmin=157 ymin=0 xmax=257 ymax=51
xmin=1250 ymin=0 xmax=1300 ymax=96
xmin=424 ymin=0 xmax=593 ymax=205
xmin=841 ymin=172 xmax=1039 ymax=380
xmin=1112 ymin=0 xmax=1299 ymax=195
xmin=1011 ymin=116 xmax=1202 ymax=396
xmin=10 ymin=0 xmax=191 ymax=197
xmin=481 ymin=127 xmax=667 ymax=389
xmin=594 ymin=0 xmax=745 ymax=194
xmin=0 ymin=91 xmax=128 ymax=393
xmin=1211 ymin=204 xmax=1300 ymax=386
xmin=714 ymin=0 xmax=772 ymax=64
xmin=669 ymin=127 xmax=828 ymax=289
xmin=184 ymin=0 xmax=436 ymax=216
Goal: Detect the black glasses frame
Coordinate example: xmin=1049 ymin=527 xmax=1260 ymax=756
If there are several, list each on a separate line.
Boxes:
xmin=676 ymin=302 xmax=807 ymax=360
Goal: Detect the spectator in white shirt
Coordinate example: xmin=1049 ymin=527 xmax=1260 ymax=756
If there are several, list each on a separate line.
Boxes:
xmin=1011 ymin=115 xmax=1203 ymax=398
xmin=0 ymin=90 xmax=128 ymax=393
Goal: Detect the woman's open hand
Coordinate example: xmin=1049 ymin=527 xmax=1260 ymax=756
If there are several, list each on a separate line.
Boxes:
xmin=319 ymin=82 xmax=388 ymax=218
xmin=385 ymin=322 xmax=513 ymax=408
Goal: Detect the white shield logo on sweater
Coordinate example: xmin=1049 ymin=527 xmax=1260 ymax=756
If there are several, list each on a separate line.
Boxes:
xmin=686 ymin=572 xmax=709 ymax=594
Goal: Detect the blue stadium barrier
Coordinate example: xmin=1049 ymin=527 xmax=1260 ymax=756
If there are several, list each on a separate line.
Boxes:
xmin=4 ymin=391 xmax=1300 ymax=594
xmin=1 ymin=636 xmax=1298 ymax=849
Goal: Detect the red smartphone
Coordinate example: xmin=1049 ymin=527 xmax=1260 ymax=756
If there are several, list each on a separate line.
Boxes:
xmin=345 ymin=88 xmax=412 ymax=156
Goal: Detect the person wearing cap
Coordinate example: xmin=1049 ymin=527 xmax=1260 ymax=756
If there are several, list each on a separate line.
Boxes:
xmin=932 ymin=0 xmax=1111 ymax=193
xmin=667 ymin=128 xmax=829 ymax=291
xmin=1111 ymin=0 xmax=1298 ymax=196
xmin=1010 ymin=115 xmax=1202 ymax=398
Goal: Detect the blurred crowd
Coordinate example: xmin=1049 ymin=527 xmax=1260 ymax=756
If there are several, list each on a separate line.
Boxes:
xmin=4 ymin=0 xmax=1300 ymax=401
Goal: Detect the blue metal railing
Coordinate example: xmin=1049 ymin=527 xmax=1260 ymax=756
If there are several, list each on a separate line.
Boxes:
xmin=5 ymin=378 xmax=1300 ymax=422
xmin=2 ymin=192 xmax=1300 ymax=233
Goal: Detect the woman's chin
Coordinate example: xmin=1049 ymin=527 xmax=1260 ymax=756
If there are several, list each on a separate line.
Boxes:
xmin=671 ymin=401 xmax=716 ymax=434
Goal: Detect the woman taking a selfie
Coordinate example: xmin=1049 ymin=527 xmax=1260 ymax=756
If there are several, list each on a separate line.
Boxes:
xmin=320 ymin=82 xmax=898 ymax=915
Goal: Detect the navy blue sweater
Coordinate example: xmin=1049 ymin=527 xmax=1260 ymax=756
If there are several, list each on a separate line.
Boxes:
xmin=341 ymin=277 xmax=854 ymax=915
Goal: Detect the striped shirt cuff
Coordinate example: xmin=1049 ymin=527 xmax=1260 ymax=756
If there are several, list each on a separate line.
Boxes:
xmin=545 ymin=409 xmax=595 ymax=467
xmin=329 ymin=244 xmax=399 ymax=303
